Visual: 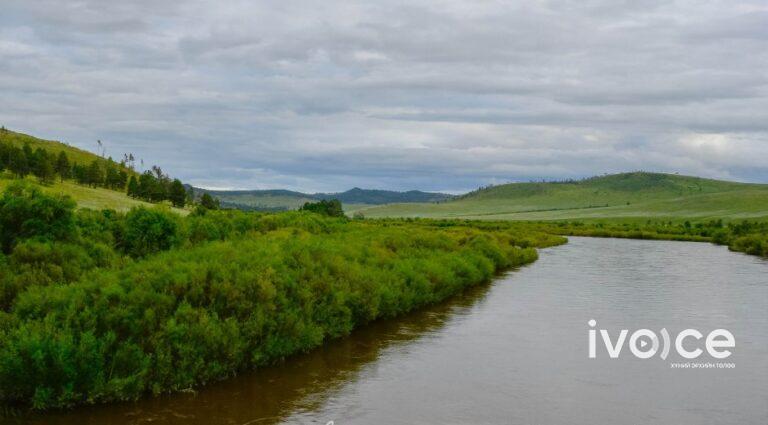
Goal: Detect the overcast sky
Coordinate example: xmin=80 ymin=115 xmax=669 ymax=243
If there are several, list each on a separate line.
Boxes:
xmin=1 ymin=0 xmax=767 ymax=192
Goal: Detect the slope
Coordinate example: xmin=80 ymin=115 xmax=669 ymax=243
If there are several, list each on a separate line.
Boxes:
xmin=358 ymin=172 xmax=768 ymax=221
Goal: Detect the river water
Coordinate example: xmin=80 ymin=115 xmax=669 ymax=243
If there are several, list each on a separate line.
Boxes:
xmin=16 ymin=237 xmax=768 ymax=424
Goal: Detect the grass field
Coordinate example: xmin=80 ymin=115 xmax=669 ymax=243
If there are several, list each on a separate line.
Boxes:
xmin=0 ymin=130 xmax=188 ymax=213
xmin=357 ymin=172 xmax=768 ymax=221
xmin=212 ymin=191 xmax=318 ymax=210
xmin=0 ymin=175 xmax=187 ymax=214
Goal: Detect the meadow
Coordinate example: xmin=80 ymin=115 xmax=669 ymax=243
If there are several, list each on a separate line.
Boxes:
xmin=0 ymin=176 xmax=185 ymax=214
xmin=357 ymin=173 xmax=768 ymax=221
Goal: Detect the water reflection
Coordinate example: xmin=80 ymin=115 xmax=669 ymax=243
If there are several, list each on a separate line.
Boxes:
xmin=12 ymin=237 xmax=768 ymax=424
xmin=14 ymin=278 xmax=495 ymax=425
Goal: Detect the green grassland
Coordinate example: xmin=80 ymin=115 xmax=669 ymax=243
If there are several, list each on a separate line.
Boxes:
xmin=0 ymin=130 xmax=122 ymax=169
xmin=0 ymin=175 xmax=187 ymax=214
xmin=357 ymin=172 xmax=768 ymax=221
xmin=0 ymin=130 xmax=188 ymax=213
xmin=205 ymin=190 xmax=319 ymax=211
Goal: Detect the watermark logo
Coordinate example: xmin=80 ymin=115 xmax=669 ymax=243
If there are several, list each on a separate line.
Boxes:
xmin=587 ymin=319 xmax=735 ymax=363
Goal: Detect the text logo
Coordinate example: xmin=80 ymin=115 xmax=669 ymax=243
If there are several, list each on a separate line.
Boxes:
xmin=588 ymin=319 xmax=734 ymax=360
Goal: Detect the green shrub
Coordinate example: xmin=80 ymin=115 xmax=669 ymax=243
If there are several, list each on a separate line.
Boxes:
xmin=0 ymin=182 xmax=76 ymax=253
xmin=0 ymin=223 xmax=554 ymax=408
xmin=121 ymin=208 xmax=179 ymax=258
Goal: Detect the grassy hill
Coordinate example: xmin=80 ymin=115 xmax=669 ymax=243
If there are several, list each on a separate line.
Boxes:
xmin=357 ymin=172 xmax=768 ymax=221
xmin=195 ymin=187 xmax=453 ymax=211
xmin=0 ymin=129 xmax=115 ymax=167
xmin=0 ymin=130 xmax=186 ymax=213
xmin=0 ymin=176 xmax=167 ymax=212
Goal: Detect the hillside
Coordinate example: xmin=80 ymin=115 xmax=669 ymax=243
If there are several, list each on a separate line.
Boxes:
xmin=0 ymin=177 xmax=169 ymax=212
xmin=195 ymin=186 xmax=453 ymax=211
xmin=0 ymin=129 xmax=121 ymax=168
xmin=358 ymin=172 xmax=768 ymax=221
xmin=0 ymin=129 xmax=185 ymax=213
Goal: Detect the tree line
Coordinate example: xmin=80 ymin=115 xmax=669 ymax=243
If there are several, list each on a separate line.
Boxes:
xmin=126 ymin=166 xmax=188 ymax=208
xmin=0 ymin=139 xmax=192 ymax=208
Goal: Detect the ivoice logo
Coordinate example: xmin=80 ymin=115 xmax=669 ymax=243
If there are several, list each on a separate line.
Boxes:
xmin=587 ymin=319 xmax=734 ymax=360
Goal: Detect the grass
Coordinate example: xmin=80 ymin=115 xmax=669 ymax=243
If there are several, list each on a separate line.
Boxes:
xmin=0 ymin=130 xmax=128 ymax=170
xmin=358 ymin=172 xmax=768 ymax=221
xmin=0 ymin=175 xmax=187 ymax=214
xmin=214 ymin=192 xmax=319 ymax=210
xmin=0 ymin=129 xmax=187 ymax=214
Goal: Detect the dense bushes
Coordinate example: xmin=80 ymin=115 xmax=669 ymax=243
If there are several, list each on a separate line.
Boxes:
xmin=0 ymin=183 xmax=565 ymax=409
xmin=299 ymin=199 xmax=344 ymax=217
xmin=121 ymin=208 xmax=180 ymax=258
xmin=0 ymin=182 xmax=76 ymax=253
xmin=0 ymin=221 xmax=551 ymax=409
xmin=540 ymin=219 xmax=768 ymax=257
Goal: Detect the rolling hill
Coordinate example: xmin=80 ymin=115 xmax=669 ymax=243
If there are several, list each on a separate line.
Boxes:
xmin=0 ymin=129 xmax=186 ymax=213
xmin=357 ymin=172 xmax=768 ymax=221
xmin=194 ymin=186 xmax=453 ymax=211
xmin=0 ymin=129 xmax=121 ymax=167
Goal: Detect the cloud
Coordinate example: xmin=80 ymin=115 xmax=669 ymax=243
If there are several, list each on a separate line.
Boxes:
xmin=0 ymin=0 xmax=766 ymax=192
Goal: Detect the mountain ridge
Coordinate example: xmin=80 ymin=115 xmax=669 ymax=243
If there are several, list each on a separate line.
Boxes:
xmin=193 ymin=186 xmax=454 ymax=211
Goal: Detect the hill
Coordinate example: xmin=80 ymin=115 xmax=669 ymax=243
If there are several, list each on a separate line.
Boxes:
xmin=357 ymin=172 xmax=768 ymax=221
xmin=0 ymin=129 xmax=121 ymax=168
xmin=194 ymin=187 xmax=453 ymax=211
xmin=0 ymin=177 xmax=170 ymax=212
xmin=0 ymin=129 xmax=186 ymax=213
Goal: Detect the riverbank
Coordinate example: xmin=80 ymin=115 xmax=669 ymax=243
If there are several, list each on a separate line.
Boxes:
xmin=15 ymin=236 xmax=766 ymax=425
xmin=0 ymin=213 xmax=564 ymax=411
xmin=540 ymin=220 xmax=768 ymax=257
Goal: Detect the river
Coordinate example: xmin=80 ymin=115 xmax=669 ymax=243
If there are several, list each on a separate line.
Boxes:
xmin=16 ymin=237 xmax=768 ymax=424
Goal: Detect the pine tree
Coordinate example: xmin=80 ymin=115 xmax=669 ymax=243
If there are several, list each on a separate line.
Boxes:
xmin=169 ymin=179 xmax=187 ymax=208
xmin=199 ymin=193 xmax=219 ymax=210
xmin=127 ymin=175 xmax=139 ymax=197
xmin=37 ymin=155 xmax=56 ymax=185
xmin=55 ymin=151 xmax=70 ymax=181
xmin=86 ymin=160 xmax=103 ymax=187
xmin=9 ymin=146 xmax=29 ymax=177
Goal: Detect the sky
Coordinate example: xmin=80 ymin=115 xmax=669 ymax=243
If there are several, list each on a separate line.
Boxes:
xmin=1 ymin=0 xmax=767 ymax=193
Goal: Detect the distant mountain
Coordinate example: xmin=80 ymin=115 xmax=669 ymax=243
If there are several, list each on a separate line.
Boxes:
xmin=316 ymin=187 xmax=453 ymax=205
xmin=192 ymin=186 xmax=454 ymax=211
xmin=358 ymin=172 xmax=768 ymax=220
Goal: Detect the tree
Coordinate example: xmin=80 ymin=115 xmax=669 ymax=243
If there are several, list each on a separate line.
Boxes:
xmin=0 ymin=182 xmax=76 ymax=253
xmin=86 ymin=160 xmax=103 ymax=187
xmin=22 ymin=144 xmax=34 ymax=172
xmin=186 ymin=186 xmax=195 ymax=205
xmin=199 ymin=193 xmax=219 ymax=210
xmin=126 ymin=175 xmax=139 ymax=197
xmin=8 ymin=146 xmax=29 ymax=178
xmin=122 ymin=207 xmax=178 ymax=257
xmin=168 ymin=179 xmax=186 ymax=208
xmin=299 ymin=199 xmax=344 ymax=217
xmin=137 ymin=172 xmax=156 ymax=200
xmin=72 ymin=164 xmax=87 ymax=185
xmin=36 ymin=154 xmax=56 ymax=185
xmin=55 ymin=151 xmax=70 ymax=181
xmin=0 ymin=141 xmax=10 ymax=171
xmin=104 ymin=162 xmax=123 ymax=189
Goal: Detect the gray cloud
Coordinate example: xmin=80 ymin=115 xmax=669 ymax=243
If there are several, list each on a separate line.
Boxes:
xmin=1 ymin=0 xmax=767 ymax=192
